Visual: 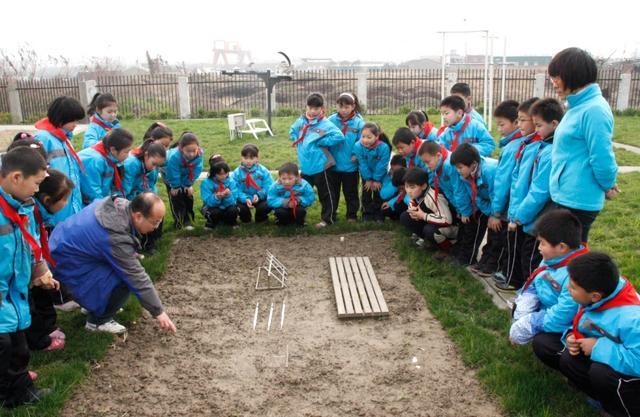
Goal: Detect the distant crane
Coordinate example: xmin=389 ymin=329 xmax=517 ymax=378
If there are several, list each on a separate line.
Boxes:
xmin=213 ymin=40 xmax=252 ymax=67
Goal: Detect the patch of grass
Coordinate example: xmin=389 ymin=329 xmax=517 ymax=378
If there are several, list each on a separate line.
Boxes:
xmin=614 ymin=147 xmax=640 ymax=166
xmin=612 ymin=115 xmax=640 ymax=147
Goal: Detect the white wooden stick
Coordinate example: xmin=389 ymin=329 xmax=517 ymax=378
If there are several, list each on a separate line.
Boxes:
xmin=267 ymin=302 xmax=274 ymax=331
xmin=252 ymin=302 xmax=259 ymax=331
xmin=280 ymin=298 xmax=286 ymax=330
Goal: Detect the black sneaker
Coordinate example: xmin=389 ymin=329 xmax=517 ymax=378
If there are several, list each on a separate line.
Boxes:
xmin=495 ymin=280 xmax=518 ymax=291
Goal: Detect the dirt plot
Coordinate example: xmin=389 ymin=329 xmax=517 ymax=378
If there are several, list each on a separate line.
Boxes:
xmin=62 ymin=231 xmax=503 ymax=417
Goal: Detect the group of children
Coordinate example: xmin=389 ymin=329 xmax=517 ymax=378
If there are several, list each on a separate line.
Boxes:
xmin=0 ymin=84 xmax=638 ymax=416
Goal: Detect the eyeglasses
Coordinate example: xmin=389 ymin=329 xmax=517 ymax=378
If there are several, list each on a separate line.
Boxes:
xmin=143 ymin=217 xmax=163 ymax=228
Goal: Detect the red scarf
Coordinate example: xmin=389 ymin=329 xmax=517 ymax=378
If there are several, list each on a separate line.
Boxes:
xmin=339 ymin=112 xmax=355 ymax=135
xmin=243 ymin=168 xmax=261 ymax=191
xmin=33 ymin=203 xmax=56 ymax=267
xmin=285 ymin=185 xmax=298 ymax=218
xmin=515 ymin=133 xmax=542 ymax=161
xmin=92 ymin=142 xmax=124 ymax=195
xmin=90 ymin=116 xmax=113 ymax=132
xmin=422 ymin=122 xmax=435 ymax=138
xmin=34 ymin=118 xmax=84 ymax=172
xmin=506 ymin=130 xmax=523 ymax=145
xmin=217 ymin=180 xmax=226 ymax=193
xmin=465 ymin=173 xmax=478 ymax=215
xmin=408 ymin=138 xmax=423 ymax=168
xmin=0 ymin=194 xmax=43 ymax=264
xmin=394 ymin=191 xmax=406 ymax=207
xmin=451 ymin=115 xmax=472 ymax=152
xmin=292 ymin=115 xmax=324 ymax=147
xmin=522 ymin=246 xmax=589 ymax=292
xmin=433 ymin=146 xmax=449 ymax=204
xmin=572 ymin=279 xmax=640 ymax=340
xmin=179 ymin=147 xmax=201 ymax=183
xmin=437 ymin=125 xmax=447 ymax=138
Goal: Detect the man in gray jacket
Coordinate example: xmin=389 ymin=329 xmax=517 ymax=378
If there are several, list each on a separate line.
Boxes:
xmin=50 ymin=193 xmax=176 ymax=334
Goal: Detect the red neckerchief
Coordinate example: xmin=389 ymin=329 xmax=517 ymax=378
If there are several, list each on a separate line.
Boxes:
xmin=521 ymin=246 xmax=589 ymax=292
xmin=515 ymin=133 xmax=542 ymax=161
xmin=0 ymin=194 xmax=43 ymax=263
xmin=338 ymin=112 xmax=355 ymax=135
xmin=90 ymin=116 xmax=113 ymax=132
xmin=451 ymin=115 xmax=472 ymax=152
xmin=92 ymin=142 xmax=124 ymax=195
xmin=437 ymin=125 xmax=447 ymax=138
xmin=243 ymin=167 xmax=261 ymax=191
xmin=33 ymin=203 xmax=56 ymax=267
xmin=285 ymin=185 xmax=298 ymax=218
xmin=572 ymin=279 xmax=640 ymax=340
xmin=179 ymin=147 xmax=201 ymax=183
xmin=35 ymin=118 xmax=84 ymax=172
xmin=422 ymin=122 xmax=435 ymax=138
xmin=292 ymin=114 xmax=324 ymax=147
xmin=394 ymin=191 xmax=406 ymax=207
xmin=216 ymin=179 xmax=226 ymax=193
xmin=408 ymin=138 xmax=423 ymax=168
xmin=506 ymin=130 xmax=523 ymax=145
xmin=433 ymin=146 xmax=449 ymax=204
xmin=466 ymin=174 xmax=478 ymax=215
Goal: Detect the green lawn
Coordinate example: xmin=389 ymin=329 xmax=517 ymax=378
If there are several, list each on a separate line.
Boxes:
xmin=613 ymin=115 xmax=640 ymax=147
xmin=4 ymin=116 xmax=639 ymax=417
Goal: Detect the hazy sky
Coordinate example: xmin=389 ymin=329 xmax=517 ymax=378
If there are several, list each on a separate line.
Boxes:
xmin=2 ymin=0 xmax=638 ymax=66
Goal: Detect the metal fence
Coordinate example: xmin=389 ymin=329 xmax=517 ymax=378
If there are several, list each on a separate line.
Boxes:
xmin=96 ymin=74 xmax=180 ymax=118
xmin=0 ymin=78 xmax=8 ymax=114
xmin=630 ymin=72 xmax=640 ymax=109
xmin=16 ymin=77 xmax=80 ymax=122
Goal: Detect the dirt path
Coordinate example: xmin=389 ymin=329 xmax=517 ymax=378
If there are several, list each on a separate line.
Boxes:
xmin=62 ymin=231 xmax=504 ymax=417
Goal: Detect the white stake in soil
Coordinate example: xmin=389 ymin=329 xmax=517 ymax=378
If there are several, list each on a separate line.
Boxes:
xmin=280 ymin=297 xmax=286 ymax=330
xmin=267 ymin=302 xmax=274 ymax=331
xmin=252 ymin=302 xmax=259 ymax=331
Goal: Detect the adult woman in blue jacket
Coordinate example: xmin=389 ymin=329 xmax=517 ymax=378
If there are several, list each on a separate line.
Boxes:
xmin=547 ymin=48 xmax=619 ymax=242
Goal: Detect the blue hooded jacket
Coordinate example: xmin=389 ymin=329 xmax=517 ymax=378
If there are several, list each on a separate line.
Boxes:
xmin=231 ymin=164 xmax=274 ymax=204
xmin=82 ymin=114 xmax=121 ymax=149
xmin=122 ymin=154 xmax=160 ymax=200
xmin=328 ymin=112 xmax=364 ymax=173
xmin=352 ymin=140 xmax=391 ymax=182
xmin=201 ymin=175 xmax=238 ymax=210
xmin=439 ymin=114 xmax=495 ymax=157
xmin=78 ymin=146 xmax=125 ymax=204
xmin=290 ymin=115 xmax=344 ymax=176
xmin=491 ymin=130 xmax=525 ymax=217
xmin=427 ymin=147 xmax=462 ymax=211
xmin=454 ymin=157 xmax=497 ymax=217
xmin=164 ymin=147 xmax=204 ymax=189
xmin=267 ymin=179 xmax=315 ymax=209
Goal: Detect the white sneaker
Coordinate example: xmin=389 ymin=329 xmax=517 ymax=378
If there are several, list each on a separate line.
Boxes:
xmin=54 ymin=300 xmax=80 ymax=312
xmin=85 ymin=320 xmax=127 ymax=334
xmin=80 ymin=307 xmax=89 ymax=315
xmin=184 ymin=225 xmax=195 ymax=231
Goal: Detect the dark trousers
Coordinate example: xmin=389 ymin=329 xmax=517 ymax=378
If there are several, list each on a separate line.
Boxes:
xmin=500 ymin=226 xmax=525 ymax=288
xmin=274 ymin=207 xmax=307 ymax=226
xmin=303 ymin=170 xmax=335 ymax=225
xmin=238 ymin=200 xmax=271 ymax=223
xmin=361 ymin=182 xmax=384 ymax=221
xmin=383 ymin=202 xmax=408 ymax=221
xmin=140 ymin=219 xmax=163 ymax=252
xmin=399 ymin=211 xmax=448 ymax=246
xmin=168 ymin=188 xmax=194 ymax=229
xmin=521 ymin=231 xmax=542 ymax=284
xmin=0 ymin=331 xmax=33 ymax=408
xmin=532 ymin=332 xmax=565 ymax=371
xmin=453 ymin=212 xmax=488 ymax=265
xmin=549 ymin=201 xmax=600 ymax=243
xmin=330 ymin=170 xmax=360 ymax=220
xmin=86 ymin=283 xmax=130 ymax=326
xmin=201 ymin=205 xmax=238 ymax=227
xmin=25 ymin=287 xmax=57 ymax=351
xmin=477 ymin=222 xmax=507 ymax=273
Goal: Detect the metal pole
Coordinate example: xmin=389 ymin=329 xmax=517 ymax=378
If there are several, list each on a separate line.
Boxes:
xmin=440 ymin=32 xmax=446 ymax=100
xmin=483 ymin=31 xmax=489 ymax=124
xmin=501 ymin=37 xmax=507 ymax=103
xmin=488 ymin=37 xmax=495 ymax=132
xmin=265 ymin=69 xmax=273 ymax=131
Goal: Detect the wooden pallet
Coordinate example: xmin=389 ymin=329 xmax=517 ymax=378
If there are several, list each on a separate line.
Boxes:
xmin=329 ymin=257 xmax=389 ymax=318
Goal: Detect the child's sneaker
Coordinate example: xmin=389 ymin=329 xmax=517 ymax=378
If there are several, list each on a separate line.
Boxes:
xmin=184 ymin=225 xmax=195 ymax=231
xmin=43 ymin=337 xmax=65 ymax=352
xmin=315 ymin=221 xmax=328 ymax=229
xmin=49 ymin=328 xmax=66 ymax=340
xmin=85 ymin=320 xmax=127 ymax=334
xmin=28 ymin=371 xmax=38 ymax=381
xmin=54 ymin=300 xmax=80 ymax=312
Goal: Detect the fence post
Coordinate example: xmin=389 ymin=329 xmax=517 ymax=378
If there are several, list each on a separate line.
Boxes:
xmin=357 ymin=70 xmax=368 ymax=108
xmin=78 ymin=80 xmax=97 ymax=110
xmin=7 ymin=79 xmax=23 ymax=124
xmin=269 ymin=83 xmax=277 ymax=115
xmin=533 ymin=73 xmax=545 ymax=98
xmin=616 ymin=73 xmax=631 ymax=111
xmin=446 ymin=72 xmax=458 ymax=94
xmin=177 ymin=76 xmax=191 ymax=119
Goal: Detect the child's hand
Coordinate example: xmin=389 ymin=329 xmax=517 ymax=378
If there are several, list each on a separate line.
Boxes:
xmin=186 ymin=186 xmax=194 ymax=197
xmin=351 ymin=156 xmax=357 ymax=163
xmin=381 ymin=202 xmax=390 ymax=210
xmin=606 ymin=184 xmax=620 ymax=200
xmin=566 ymin=333 xmax=581 ymax=356
xmin=245 ymin=198 xmax=254 ymax=208
xmin=461 ymin=216 xmax=470 ymax=224
xmin=508 ymin=221 xmax=517 ymax=232
xmin=253 ymin=195 xmax=259 ymax=204
xmin=577 ymin=337 xmax=597 ymax=356
xmin=223 ymin=188 xmax=231 ymax=197
xmin=409 ymin=208 xmax=426 ymax=221
xmin=287 ymin=199 xmax=295 ymax=208
xmin=488 ymin=216 xmax=502 ymax=232
xmin=170 ymin=188 xmax=180 ymax=197
xmin=371 ymin=181 xmax=382 ymax=191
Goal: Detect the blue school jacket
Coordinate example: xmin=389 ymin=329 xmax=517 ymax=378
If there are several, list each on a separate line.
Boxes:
xmin=491 ymin=131 xmax=525 ymax=217
xmin=0 ymin=188 xmax=36 ymax=332
xmin=524 ymin=247 xmax=586 ymax=334
xmin=267 ymin=179 xmax=315 ymax=209
xmin=289 ymin=115 xmax=344 ymax=176
xmin=468 ymin=108 xmax=487 ymax=128
xmin=353 ymin=141 xmax=391 ymax=182
xmin=550 ymin=84 xmax=617 ymax=212
xmin=122 ymin=155 xmax=160 ymax=200
xmin=439 ymin=115 xmax=495 ymax=157
xmin=78 ymin=146 xmax=124 ymax=204
xmin=427 ymin=149 xmax=462 ymax=211
xmin=328 ymin=112 xmax=364 ymax=173
xmin=417 ymin=122 xmax=439 ymax=142
xmin=403 ymin=138 xmax=428 ymax=171
xmin=82 ymin=114 xmax=121 ymax=149
xmin=514 ymin=137 xmax=554 ymax=233
xmin=35 ymin=128 xmax=83 ymax=225
xmin=455 ymin=157 xmax=497 ymax=217
xmin=568 ymin=277 xmax=640 ymax=377
xmin=164 ymin=147 xmax=204 ymax=189
xmin=200 ymin=176 xmax=238 ymax=210
xmin=507 ymin=134 xmax=542 ymax=222
xmin=231 ymin=164 xmax=274 ymax=204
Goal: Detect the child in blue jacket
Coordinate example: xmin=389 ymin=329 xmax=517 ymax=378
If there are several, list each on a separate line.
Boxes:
xmin=231 ymin=144 xmax=273 ymax=224
xmin=418 ymin=140 xmax=462 ymax=214
xmin=533 ymin=252 xmax=640 ymax=417
xmin=290 ymin=93 xmax=344 ymax=228
xmin=164 ymin=132 xmax=204 ymax=230
xmin=328 ymin=93 xmax=364 ymax=222
xmin=510 ymin=210 xmax=586 ymax=345
xmin=380 ymin=155 xmax=408 ymax=221
xmin=391 ymin=128 xmax=428 ymax=171
xmin=450 ymin=82 xmax=487 ymax=128
xmin=267 ymin=162 xmax=315 ymax=227
xmin=353 ymin=122 xmax=392 ymax=222
xmin=439 ymin=95 xmax=495 ymax=157
xmin=406 ymin=110 xmax=438 ymax=142
xmin=0 ymin=147 xmax=51 ymax=407
xmin=200 ymin=155 xmax=238 ymax=228
xmin=82 ymin=93 xmax=121 ymax=149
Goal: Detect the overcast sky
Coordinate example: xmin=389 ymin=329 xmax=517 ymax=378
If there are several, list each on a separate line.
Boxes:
xmin=2 ymin=0 xmax=638 ymax=66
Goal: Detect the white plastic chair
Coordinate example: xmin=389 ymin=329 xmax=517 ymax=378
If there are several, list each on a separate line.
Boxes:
xmin=227 ymin=113 xmax=274 ymax=141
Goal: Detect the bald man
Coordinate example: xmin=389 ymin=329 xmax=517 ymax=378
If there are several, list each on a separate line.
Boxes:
xmin=50 ymin=193 xmax=176 ymax=334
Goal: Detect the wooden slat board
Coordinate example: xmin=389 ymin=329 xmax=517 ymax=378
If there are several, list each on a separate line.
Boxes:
xmin=328 ymin=257 xmax=389 ymax=318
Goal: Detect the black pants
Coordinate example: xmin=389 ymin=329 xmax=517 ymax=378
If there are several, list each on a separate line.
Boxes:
xmin=399 ymin=211 xmax=448 ymax=246
xmin=383 ymin=202 xmax=407 ymax=221
xmin=201 ymin=205 xmax=238 ymax=227
xmin=477 ymin=223 xmax=507 ymax=273
xmin=549 ymin=201 xmax=600 ymax=243
xmin=25 ymin=287 xmax=58 ymax=351
xmin=0 ymin=331 xmax=33 ymax=408
xmin=274 ymin=207 xmax=307 ymax=226
xmin=168 ymin=188 xmax=195 ymax=229
xmin=453 ymin=212 xmax=488 ymax=265
xmin=521 ymin=231 xmax=542 ymax=285
xmin=330 ymin=170 xmax=359 ymax=220
xmin=303 ymin=170 xmax=335 ymax=225
xmin=361 ymin=182 xmax=383 ymax=222
xmin=532 ymin=332 xmax=565 ymax=371
xmin=500 ymin=226 xmax=525 ymax=288
xmin=238 ymin=200 xmax=271 ymax=223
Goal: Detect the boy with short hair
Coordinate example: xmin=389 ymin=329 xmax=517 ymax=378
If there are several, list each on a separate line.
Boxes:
xmin=533 ymin=252 xmax=640 ymax=417
xmin=232 ymin=144 xmax=274 ymax=223
xmin=267 ymin=162 xmax=315 ymax=227
xmin=0 ymin=147 xmax=51 ymax=407
xmin=418 ymin=139 xmax=462 ymax=215
xmin=380 ymin=155 xmax=407 ymax=221
xmin=450 ymin=82 xmax=487 ymax=128
xmin=438 ymin=96 xmax=495 ymax=157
